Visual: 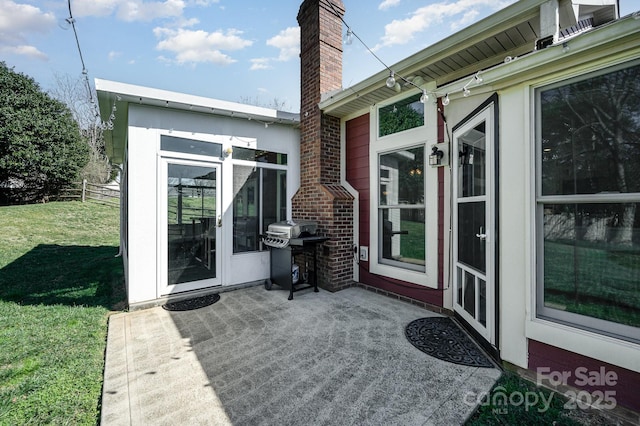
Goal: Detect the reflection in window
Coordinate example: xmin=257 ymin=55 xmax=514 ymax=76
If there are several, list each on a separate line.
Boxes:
xmin=379 ymin=93 xmax=424 ymax=138
xmin=161 ymin=135 xmax=222 ymax=157
xmin=233 ymin=147 xmax=287 ymax=165
xmin=378 ymin=146 xmax=425 ymax=271
xmin=536 ymin=61 xmax=640 ymax=343
xmin=233 ymin=166 xmax=286 ymax=253
xmin=167 ymin=164 xmax=217 ymax=285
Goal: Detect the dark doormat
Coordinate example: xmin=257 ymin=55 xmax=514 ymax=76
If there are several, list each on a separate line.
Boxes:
xmin=162 ymin=293 xmax=220 ymax=311
xmin=405 ymin=317 xmax=493 ymax=368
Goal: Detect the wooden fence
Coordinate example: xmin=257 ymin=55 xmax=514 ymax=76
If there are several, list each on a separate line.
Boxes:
xmin=57 ymin=180 xmax=120 ymax=207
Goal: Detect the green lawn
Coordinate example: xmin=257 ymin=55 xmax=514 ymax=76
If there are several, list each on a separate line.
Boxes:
xmin=465 ymin=371 xmax=612 ymax=425
xmin=544 ymin=241 xmax=640 ymax=328
xmin=0 ymin=201 xmax=124 ymax=425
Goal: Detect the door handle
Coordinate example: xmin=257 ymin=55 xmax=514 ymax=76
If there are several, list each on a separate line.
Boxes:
xmin=475 ymin=226 xmax=487 ymax=241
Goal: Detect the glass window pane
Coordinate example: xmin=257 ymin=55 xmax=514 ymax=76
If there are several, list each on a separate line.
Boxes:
xmin=543 ymin=203 xmax=640 ymax=329
xmin=379 ymin=93 xmax=424 ymax=137
xmin=457 ymin=201 xmax=486 ymax=273
xmin=161 ymin=135 xmax=222 ymax=157
xmin=233 ymin=166 xmax=259 ymax=253
xmin=540 ymin=64 xmax=640 ymax=195
xmin=167 ymin=164 xmax=217 ymax=285
xmin=233 ymin=166 xmax=287 ymax=253
xmin=456 ymin=267 xmax=463 ymax=307
xmin=379 ymin=147 xmax=424 ymax=206
xmin=233 ymin=147 xmax=287 ymax=165
xmin=380 ymin=208 xmax=425 ymax=270
xmin=458 ymin=121 xmax=486 ymax=198
xmin=479 ymin=278 xmax=486 ymax=327
xmin=262 ymin=169 xmax=287 ymax=230
xmin=463 ymin=271 xmax=476 ymax=318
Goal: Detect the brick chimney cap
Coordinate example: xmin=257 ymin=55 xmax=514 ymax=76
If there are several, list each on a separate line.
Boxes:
xmin=298 ymin=0 xmax=345 ymax=21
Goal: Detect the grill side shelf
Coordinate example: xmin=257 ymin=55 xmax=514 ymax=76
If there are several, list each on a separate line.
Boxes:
xmin=289 ymin=236 xmax=329 ymax=246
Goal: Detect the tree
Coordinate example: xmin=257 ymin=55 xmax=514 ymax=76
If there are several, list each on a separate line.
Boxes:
xmin=541 ymin=63 xmax=640 ymax=246
xmin=49 ymin=73 xmax=112 ymax=184
xmin=0 ymin=62 xmax=89 ymax=204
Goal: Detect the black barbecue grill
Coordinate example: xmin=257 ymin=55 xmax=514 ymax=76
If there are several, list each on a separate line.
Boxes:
xmin=262 ymin=220 xmax=328 ymax=300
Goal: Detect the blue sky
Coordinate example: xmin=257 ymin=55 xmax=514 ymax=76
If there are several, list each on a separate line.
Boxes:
xmin=1 ymin=0 xmax=637 ymax=112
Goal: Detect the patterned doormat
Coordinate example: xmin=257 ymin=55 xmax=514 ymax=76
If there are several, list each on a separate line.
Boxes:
xmin=162 ymin=293 xmax=220 ymax=311
xmin=405 ymin=317 xmax=493 ymax=367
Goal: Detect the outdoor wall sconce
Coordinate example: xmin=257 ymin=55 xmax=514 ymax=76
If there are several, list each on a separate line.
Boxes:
xmin=429 ymin=143 xmax=449 ymax=167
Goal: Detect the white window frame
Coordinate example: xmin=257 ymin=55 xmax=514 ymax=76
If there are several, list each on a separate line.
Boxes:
xmin=534 ymin=60 xmax=640 ymax=345
xmin=369 ymin=91 xmax=439 ymax=288
xmin=525 ymin=58 xmax=640 ymax=373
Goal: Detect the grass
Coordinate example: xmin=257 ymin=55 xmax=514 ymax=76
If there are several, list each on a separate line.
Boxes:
xmin=0 ymin=201 xmax=124 ymax=425
xmin=544 ymin=241 xmax=640 ymax=327
xmin=466 ymin=371 xmax=612 ymax=426
xmin=399 ymin=219 xmax=425 ymax=264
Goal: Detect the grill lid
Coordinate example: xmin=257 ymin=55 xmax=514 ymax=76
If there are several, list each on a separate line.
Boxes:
xmin=267 ymin=220 xmax=317 ymax=239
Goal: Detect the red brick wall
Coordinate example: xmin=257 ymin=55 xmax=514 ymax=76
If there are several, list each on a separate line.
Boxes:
xmin=294 ymin=0 xmax=354 ymax=292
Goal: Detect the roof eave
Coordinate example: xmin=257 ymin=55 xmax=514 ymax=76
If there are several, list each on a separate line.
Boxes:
xmin=319 ymin=0 xmax=547 ymax=115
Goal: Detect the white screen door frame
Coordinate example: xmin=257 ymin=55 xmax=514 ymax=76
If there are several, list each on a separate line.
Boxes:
xmin=158 ymin=157 xmax=222 ymax=295
xmin=452 ymin=105 xmax=496 ymax=344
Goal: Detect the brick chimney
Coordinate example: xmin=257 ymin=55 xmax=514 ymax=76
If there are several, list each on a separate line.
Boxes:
xmin=294 ymin=0 xmax=354 ymax=292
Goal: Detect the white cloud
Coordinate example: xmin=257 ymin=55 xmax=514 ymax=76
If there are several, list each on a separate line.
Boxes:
xmin=373 ymin=0 xmax=514 ymax=50
xmin=0 ymin=0 xmax=55 ymax=46
xmin=108 ymin=51 xmax=122 ymax=61
xmin=378 ymin=0 xmax=401 ymax=11
xmin=450 ymin=9 xmax=480 ymax=31
xmin=0 ymin=45 xmax=48 ymax=61
xmin=266 ymin=26 xmax=300 ymax=62
xmin=250 ymin=58 xmax=272 ymax=71
xmin=154 ymin=27 xmax=252 ymax=65
xmin=73 ymin=0 xmax=185 ymax=22
xmin=0 ymin=1 xmax=54 ymax=60
xmin=250 ymin=26 xmax=299 ymax=71
xmin=187 ymin=0 xmax=219 ymax=5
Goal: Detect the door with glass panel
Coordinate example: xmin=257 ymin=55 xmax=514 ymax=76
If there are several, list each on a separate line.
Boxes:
xmin=453 ymin=106 xmax=495 ymax=344
xmin=159 ymin=159 xmax=221 ymax=295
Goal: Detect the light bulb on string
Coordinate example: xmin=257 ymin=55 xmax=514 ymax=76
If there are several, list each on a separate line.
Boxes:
xmin=463 ymin=87 xmax=471 ymax=97
xmin=420 ymin=90 xmax=429 ymax=104
xmin=386 ymin=71 xmax=396 ymax=89
xmin=344 ymin=28 xmax=353 ymax=45
xmin=442 ymin=94 xmax=450 ymax=106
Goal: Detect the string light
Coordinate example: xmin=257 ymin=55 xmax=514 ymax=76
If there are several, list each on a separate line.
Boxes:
xmin=64 ymin=0 xmax=103 ymax=124
xmin=344 ymin=28 xmax=353 ymax=45
xmin=325 ymin=1 xmax=486 ymax=106
xmin=385 ymin=71 xmax=396 ymax=88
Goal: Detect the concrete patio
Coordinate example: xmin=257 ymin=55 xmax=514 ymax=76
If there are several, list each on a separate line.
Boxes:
xmin=101 ymin=285 xmax=501 ymax=425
